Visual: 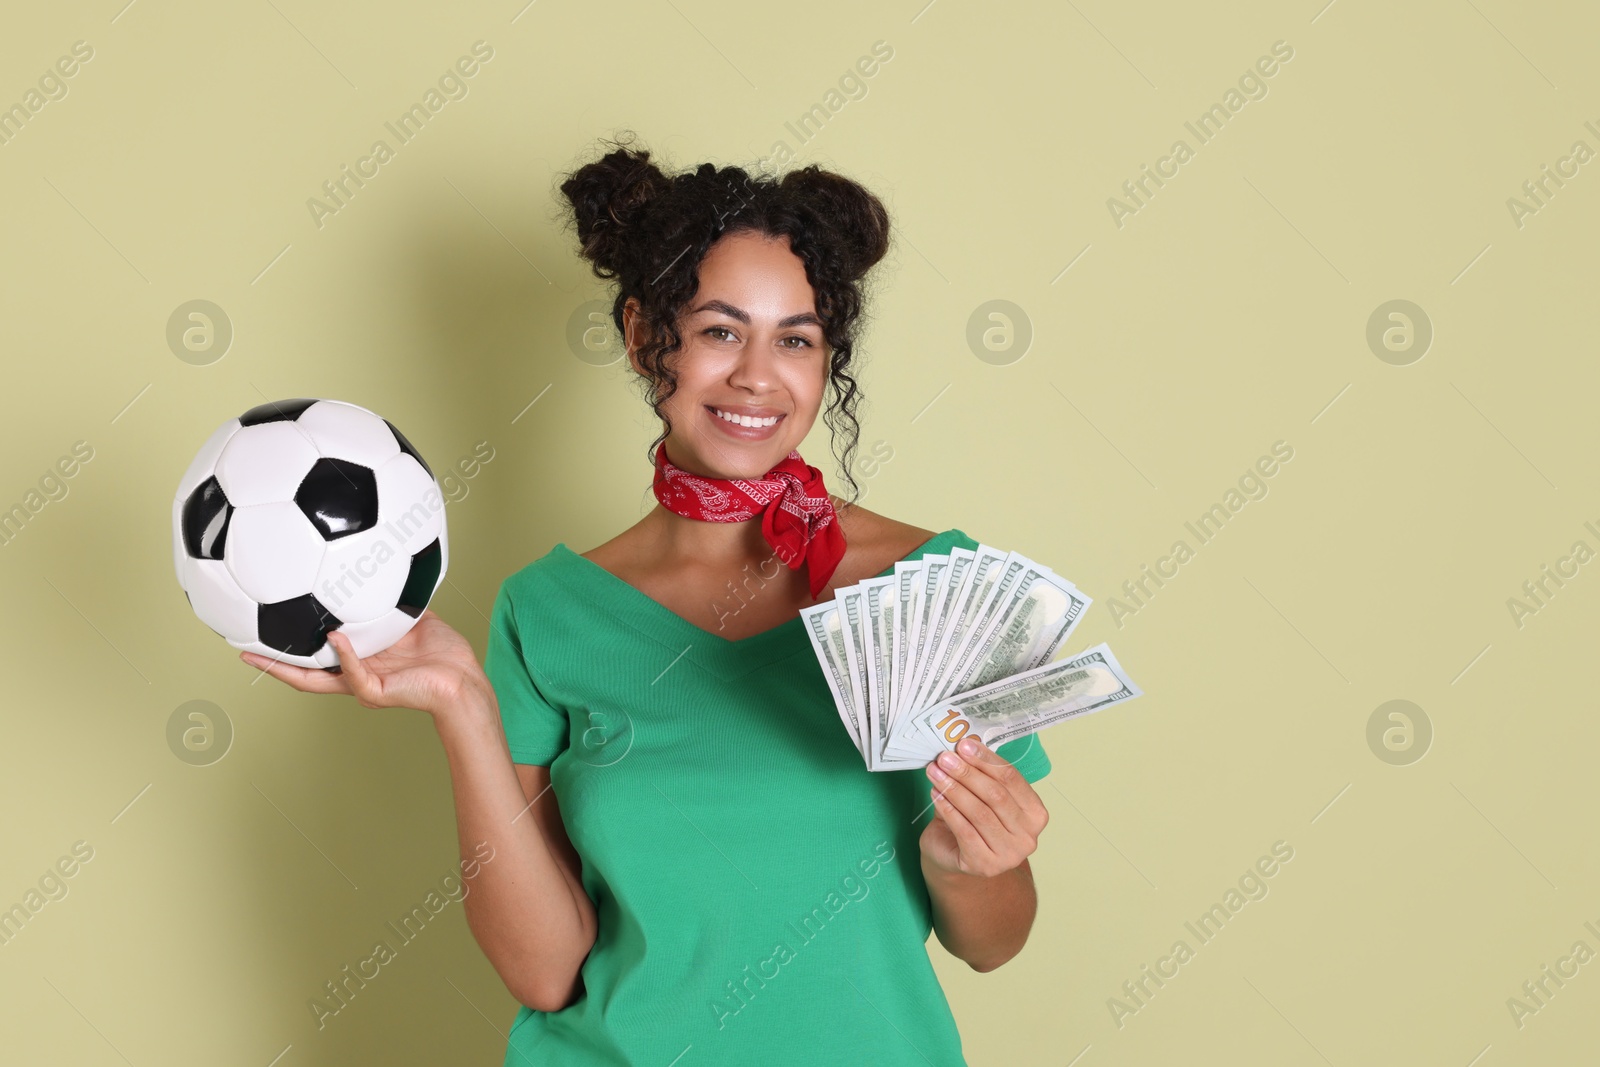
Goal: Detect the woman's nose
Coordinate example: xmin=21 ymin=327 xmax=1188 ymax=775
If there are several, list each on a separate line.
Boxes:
xmin=726 ymin=339 xmax=778 ymax=391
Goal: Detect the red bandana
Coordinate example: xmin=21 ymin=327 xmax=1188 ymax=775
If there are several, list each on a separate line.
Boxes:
xmin=651 ymin=442 xmax=847 ymax=599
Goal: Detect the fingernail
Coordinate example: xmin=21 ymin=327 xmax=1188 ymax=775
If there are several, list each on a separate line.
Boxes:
xmin=928 ymin=763 xmax=948 ymax=782
xmin=958 ymin=737 xmax=980 ymax=756
xmin=938 ymin=751 xmax=960 ymax=770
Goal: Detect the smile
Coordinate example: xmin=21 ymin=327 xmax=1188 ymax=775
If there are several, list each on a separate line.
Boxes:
xmin=708 ymin=406 xmax=783 ymax=428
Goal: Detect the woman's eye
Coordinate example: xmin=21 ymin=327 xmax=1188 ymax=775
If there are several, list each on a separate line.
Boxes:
xmin=701 ymin=327 xmax=813 ymax=350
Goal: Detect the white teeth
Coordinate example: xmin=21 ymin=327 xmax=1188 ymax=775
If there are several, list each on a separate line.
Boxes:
xmin=712 ymin=408 xmax=779 ymax=428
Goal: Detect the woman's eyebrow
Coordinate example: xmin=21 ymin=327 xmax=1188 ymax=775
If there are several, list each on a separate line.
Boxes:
xmin=688 ymin=299 xmax=822 ymax=329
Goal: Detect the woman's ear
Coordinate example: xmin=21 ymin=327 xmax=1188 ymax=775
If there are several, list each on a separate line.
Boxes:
xmin=622 ymin=297 xmax=646 ymax=376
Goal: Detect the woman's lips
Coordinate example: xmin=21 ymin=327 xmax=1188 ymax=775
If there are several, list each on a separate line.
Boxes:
xmin=705 ymin=405 xmax=784 ymax=441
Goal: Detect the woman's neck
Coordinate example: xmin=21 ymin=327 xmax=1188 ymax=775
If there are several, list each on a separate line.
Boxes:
xmin=638 ymin=504 xmax=773 ymax=566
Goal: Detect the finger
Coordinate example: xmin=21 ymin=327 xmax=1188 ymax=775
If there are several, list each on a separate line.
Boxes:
xmin=327 ymin=630 xmax=381 ymax=704
xmin=936 ymin=746 xmax=1028 ymax=835
xmin=240 ymin=651 xmax=351 ymax=695
xmin=928 ymin=784 xmax=994 ymax=870
xmin=927 ymin=758 xmax=1010 ymax=853
xmin=953 ymin=737 xmax=1041 ymax=831
xmin=957 ymin=736 xmax=1019 ymax=783
xmin=964 ymin=738 xmax=1050 ymax=831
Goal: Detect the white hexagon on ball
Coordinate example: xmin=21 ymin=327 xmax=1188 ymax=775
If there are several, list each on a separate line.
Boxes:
xmin=296 ymin=401 xmax=402 ymax=470
xmin=172 ymin=398 xmax=448 ymax=670
xmin=182 ymin=558 xmax=258 ymax=645
xmin=175 ymin=418 xmax=242 ymax=502
xmin=226 ymin=501 xmax=327 ymax=605
xmin=375 ymin=453 xmax=443 ymax=554
xmin=214 ymin=422 xmax=320 ymax=506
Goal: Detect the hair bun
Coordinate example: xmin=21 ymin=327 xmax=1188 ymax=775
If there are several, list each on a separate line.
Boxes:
xmin=560 ymin=139 xmax=669 ymax=278
xmin=779 ymin=165 xmax=890 ymax=280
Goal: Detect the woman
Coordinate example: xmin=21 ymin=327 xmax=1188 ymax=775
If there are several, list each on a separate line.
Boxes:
xmin=243 ymin=138 xmax=1052 ymax=1066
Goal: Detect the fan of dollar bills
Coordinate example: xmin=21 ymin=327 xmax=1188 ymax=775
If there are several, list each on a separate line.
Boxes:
xmin=801 ymin=544 xmax=1144 ymax=771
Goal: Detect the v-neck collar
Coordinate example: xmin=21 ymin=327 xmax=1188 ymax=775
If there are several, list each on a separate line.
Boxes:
xmin=544 ymin=528 xmax=967 ymax=679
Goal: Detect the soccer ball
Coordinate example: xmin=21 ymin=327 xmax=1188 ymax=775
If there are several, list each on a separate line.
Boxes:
xmin=172 ymin=398 xmax=448 ymax=669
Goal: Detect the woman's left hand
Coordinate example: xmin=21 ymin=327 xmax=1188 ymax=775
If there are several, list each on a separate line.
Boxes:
xmin=919 ymin=736 xmax=1049 ymax=879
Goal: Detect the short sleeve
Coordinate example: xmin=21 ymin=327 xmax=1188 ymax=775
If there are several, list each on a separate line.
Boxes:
xmin=483 ymin=580 xmax=569 ymax=766
xmin=996 ymin=732 xmax=1051 ymax=784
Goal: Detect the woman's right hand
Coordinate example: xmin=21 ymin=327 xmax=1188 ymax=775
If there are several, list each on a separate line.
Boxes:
xmin=240 ymin=609 xmax=490 ymax=717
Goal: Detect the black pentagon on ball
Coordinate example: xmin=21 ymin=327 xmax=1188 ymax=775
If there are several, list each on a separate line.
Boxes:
xmin=294 ymin=458 xmax=378 ymax=540
xmin=258 ymin=594 xmax=340 ymax=657
xmin=384 ymin=419 xmax=433 ymax=478
xmin=181 ymin=475 xmax=233 ymax=559
xmin=397 ymin=538 xmax=443 ymax=618
xmin=239 ymin=398 xmax=319 ymax=426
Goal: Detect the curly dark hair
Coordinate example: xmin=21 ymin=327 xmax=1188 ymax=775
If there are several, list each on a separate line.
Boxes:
xmin=557 ymin=132 xmax=891 ymax=502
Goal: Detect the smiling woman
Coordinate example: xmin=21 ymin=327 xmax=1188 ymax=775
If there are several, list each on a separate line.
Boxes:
xmin=561 ymin=134 xmax=887 ymax=502
xmin=242 ymin=133 xmax=1052 ymax=1067
xmin=481 ymin=136 xmax=1050 ymax=1063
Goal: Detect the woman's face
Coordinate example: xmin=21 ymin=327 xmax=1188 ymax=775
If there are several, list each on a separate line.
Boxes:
xmin=626 ymin=230 xmax=828 ymax=480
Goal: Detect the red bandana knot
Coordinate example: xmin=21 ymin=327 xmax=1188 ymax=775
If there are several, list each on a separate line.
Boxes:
xmin=651 ymin=443 xmax=847 ymax=598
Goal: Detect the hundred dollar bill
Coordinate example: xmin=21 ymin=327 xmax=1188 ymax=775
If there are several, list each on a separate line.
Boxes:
xmin=909 ymin=545 xmax=1004 ymax=716
xmin=899 ymin=548 xmax=971 ymax=723
xmin=905 ymin=644 xmax=1142 ymax=759
xmin=888 ymin=560 xmax=924 ymax=729
xmin=917 ymin=548 xmax=1019 ymax=711
xmin=898 ymin=553 xmax=954 ymax=717
xmin=1022 ymin=577 xmax=1094 ymax=671
xmin=950 ymin=563 xmax=1090 ymax=692
xmin=799 ymin=601 xmax=861 ymax=754
xmin=835 ymin=585 xmax=871 ymax=757
xmin=860 ymin=575 xmax=897 ymax=770
xmin=885 ymin=639 xmax=1122 ymax=760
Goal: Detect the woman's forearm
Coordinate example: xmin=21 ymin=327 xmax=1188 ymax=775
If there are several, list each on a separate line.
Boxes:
xmin=922 ymin=857 xmax=1037 ymax=972
xmin=435 ymin=681 xmax=597 ymax=1010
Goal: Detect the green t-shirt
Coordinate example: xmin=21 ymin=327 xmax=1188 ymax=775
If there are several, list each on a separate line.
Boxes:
xmin=483 ymin=527 xmax=1051 ymax=1066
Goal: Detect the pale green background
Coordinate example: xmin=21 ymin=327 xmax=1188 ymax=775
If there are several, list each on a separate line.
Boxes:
xmin=2 ymin=0 xmax=1596 ymax=1063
